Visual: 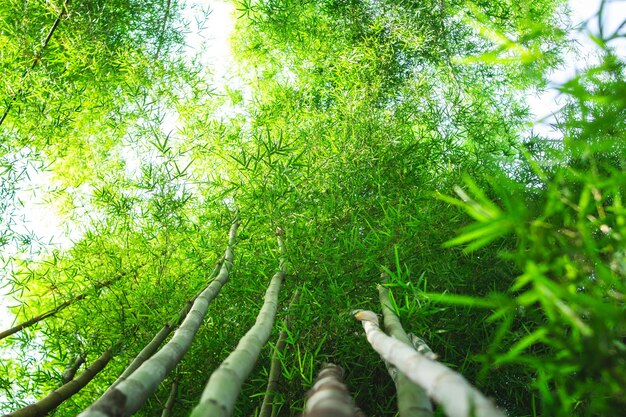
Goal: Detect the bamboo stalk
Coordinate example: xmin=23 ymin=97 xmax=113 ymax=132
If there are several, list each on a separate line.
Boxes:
xmin=303 ymin=363 xmax=363 ymax=417
xmin=189 ymin=227 xmax=287 ymax=417
xmin=78 ymin=220 xmax=239 ymax=417
xmin=258 ymin=288 xmax=301 ymax=417
xmin=378 ymin=284 xmax=433 ymax=417
xmin=107 ymin=259 xmax=223 ymax=391
xmin=354 ymin=310 xmax=506 ymax=417
xmin=4 ymin=348 xmax=112 ymax=417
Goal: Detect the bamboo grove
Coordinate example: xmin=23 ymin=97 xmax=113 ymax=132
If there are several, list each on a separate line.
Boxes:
xmin=1 ymin=0 xmax=625 ymax=416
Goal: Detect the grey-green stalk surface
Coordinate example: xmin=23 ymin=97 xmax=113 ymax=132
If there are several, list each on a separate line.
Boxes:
xmin=189 ymin=228 xmax=287 ymax=417
xmin=378 ymin=283 xmax=433 ymax=417
xmin=77 ymin=220 xmax=239 ymax=417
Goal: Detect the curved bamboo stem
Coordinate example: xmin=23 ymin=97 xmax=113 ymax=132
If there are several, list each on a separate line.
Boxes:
xmin=189 ymin=227 xmax=287 ymax=417
xmin=258 ymin=288 xmax=301 ymax=417
xmin=107 ymin=258 xmax=223 ymax=391
xmin=78 ymin=220 xmax=239 ymax=417
xmin=354 ymin=310 xmax=506 ymax=417
xmin=378 ymin=284 xmax=433 ymax=417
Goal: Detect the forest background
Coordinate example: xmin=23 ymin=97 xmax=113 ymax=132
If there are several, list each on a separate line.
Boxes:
xmin=0 ymin=0 xmax=625 ymax=416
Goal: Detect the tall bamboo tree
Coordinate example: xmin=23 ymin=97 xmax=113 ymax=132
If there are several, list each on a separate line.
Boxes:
xmin=107 ymin=259 xmax=223 ymax=390
xmin=78 ymin=220 xmax=239 ymax=417
xmin=355 ymin=310 xmax=505 ymax=417
xmin=189 ymin=227 xmax=287 ymax=417
xmin=378 ymin=282 xmax=433 ymax=417
xmin=258 ymin=288 xmax=301 ymax=417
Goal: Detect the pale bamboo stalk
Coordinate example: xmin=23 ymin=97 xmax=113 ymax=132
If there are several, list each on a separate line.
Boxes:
xmin=258 ymin=288 xmax=301 ymax=417
xmin=354 ymin=311 xmax=506 ymax=417
xmin=160 ymin=375 xmax=179 ymax=417
xmin=78 ymin=220 xmax=239 ymax=417
xmin=107 ymin=259 xmax=223 ymax=391
xmin=302 ymin=363 xmax=362 ymax=417
xmin=189 ymin=227 xmax=287 ymax=417
xmin=378 ymin=284 xmax=433 ymax=417
xmin=5 ymin=348 xmax=112 ymax=417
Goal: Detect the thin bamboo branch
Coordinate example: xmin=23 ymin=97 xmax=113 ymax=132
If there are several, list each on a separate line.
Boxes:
xmin=160 ymin=375 xmax=179 ymax=417
xmin=0 ymin=272 xmax=128 ymax=341
xmin=78 ymin=220 xmax=240 ymax=417
xmin=303 ymin=363 xmax=363 ymax=417
xmin=189 ymin=227 xmax=287 ymax=417
xmin=354 ymin=311 xmax=506 ymax=417
xmin=258 ymin=288 xmax=301 ymax=417
xmin=5 ymin=348 xmax=112 ymax=417
xmin=378 ymin=283 xmax=433 ymax=417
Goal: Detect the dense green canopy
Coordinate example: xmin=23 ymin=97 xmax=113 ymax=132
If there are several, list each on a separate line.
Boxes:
xmin=1 ymin=0 xmax=624 ymax=416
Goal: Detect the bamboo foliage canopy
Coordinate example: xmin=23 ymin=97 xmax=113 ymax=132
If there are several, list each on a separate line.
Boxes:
xmin=1 ymin=0 xmax=625 ymax=416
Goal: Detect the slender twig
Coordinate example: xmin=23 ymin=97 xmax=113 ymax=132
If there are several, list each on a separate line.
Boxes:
xmin=61 ymin=353 xmax=87 ymax=384
xmin=161 ymin=375 xmax=180 ymax=417
xmin=0 ymin=271 xmax=130 ymax=341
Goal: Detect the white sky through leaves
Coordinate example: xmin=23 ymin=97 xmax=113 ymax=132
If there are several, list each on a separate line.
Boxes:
xmin=1 ymin=0 xmax=624 ymax=327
